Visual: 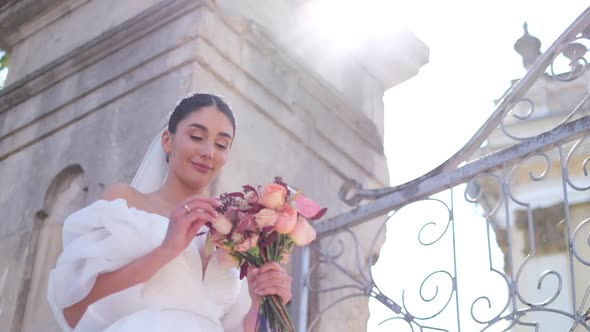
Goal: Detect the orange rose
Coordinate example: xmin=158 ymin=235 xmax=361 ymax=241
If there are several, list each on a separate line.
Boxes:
xmin=255 ymin=208 xmax=279 ymax=229
xmin=275 ymin=204 xmax=297 ymax=234
xmin=259 ymin=183 xmax=287 ymax=209
xmin=288 ymin=216 xmax=316 ymax=246
xmin=211 ymin=214 xmax=233 ymax=235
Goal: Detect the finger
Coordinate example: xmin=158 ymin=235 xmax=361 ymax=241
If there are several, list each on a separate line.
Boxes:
xmin=257 ymin=261 xmax=285 ymax=274
xmin=185 ymin=200 xmax=219 ymax=219
xmin=171 ymin=201 xmax=218 ymax=222
xmin=177 ymin=210 xmax=215 ymax=230
xmin=253 ymin=272 xmax=291 ymax=290
xmin=188 ymin=219 xmax=207 ymax=236
xmin=180 ymin=194 xmax=221 ymax=208
xmin=247 ymin=265 xmax=260 ymax=278
xmin=246 ymin=266 xmax=259 ymax=286
xmin=257 ymin=286 xmax=291 ymax=304
xmin=253 ymin=270 xmax=289 ymax=284
xmin=254 ymin=277 xmax=291 ymax=292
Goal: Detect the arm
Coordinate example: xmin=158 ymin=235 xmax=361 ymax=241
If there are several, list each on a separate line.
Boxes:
xmin=63 ymin=184 xmax=219 ymax=328
xmin=242 ymin=263 xmax=292 ymax=332
xmin=63 ymin=245 xmax=176 ymax=327
xmin=63 ymin=184 xmax=175 ymax=327
xmin=242 ymin=300 xmax=260 ymax=332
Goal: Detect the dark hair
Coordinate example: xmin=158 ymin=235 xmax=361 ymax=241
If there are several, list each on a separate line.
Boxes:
xmin=168 ymin=93 xmax=236 ymax=136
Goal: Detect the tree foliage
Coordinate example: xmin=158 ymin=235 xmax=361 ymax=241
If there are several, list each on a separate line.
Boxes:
xmin=0 ymin=52 xmax=7 ymax=71
xmin=0 ymin=51 xmax=7 ymax=89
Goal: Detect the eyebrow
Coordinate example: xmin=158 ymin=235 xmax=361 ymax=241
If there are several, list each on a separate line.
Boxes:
xmin=189 ymin=123 xmax=233 ymax=140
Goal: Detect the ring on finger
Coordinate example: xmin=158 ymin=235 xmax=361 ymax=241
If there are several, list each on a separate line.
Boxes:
xmin=184 ymin=204 xmax=191 ymax=213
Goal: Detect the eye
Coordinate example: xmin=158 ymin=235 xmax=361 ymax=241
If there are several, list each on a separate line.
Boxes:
xmin=216 ymin=143 xmax=228 ymax=150
xmin=190 ymin=136 xmax=203 ymax=141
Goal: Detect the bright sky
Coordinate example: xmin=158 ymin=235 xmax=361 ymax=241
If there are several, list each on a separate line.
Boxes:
xmin=384 ymin=1 xmax=589 ymax=185
xmin=373 ymin=1 xmax=587 ymax=331
xmin=312 ymin=0 xmax=589 ymax=331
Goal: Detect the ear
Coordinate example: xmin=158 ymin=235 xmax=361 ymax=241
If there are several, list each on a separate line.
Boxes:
xmin=161 ymin=130 xmax=172 ymax=155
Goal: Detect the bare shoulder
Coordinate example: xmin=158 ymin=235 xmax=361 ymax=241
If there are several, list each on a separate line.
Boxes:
xmin=100 ymin=183 xmax=139 ymax=202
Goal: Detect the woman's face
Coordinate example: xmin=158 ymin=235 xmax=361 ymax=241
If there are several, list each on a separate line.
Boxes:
xmin=163 ymin=106 xmax=234 ymax=191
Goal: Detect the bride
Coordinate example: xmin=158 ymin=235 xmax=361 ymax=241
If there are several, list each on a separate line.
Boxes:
xmin=47 ymin=93 xmax=293 ymax=331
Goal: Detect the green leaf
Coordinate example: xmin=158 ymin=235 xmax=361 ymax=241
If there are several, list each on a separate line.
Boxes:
xmin=0 ymin=53 xmax=7 ymax=70
xmin=247 ymin=246 xmax=260 ymax=257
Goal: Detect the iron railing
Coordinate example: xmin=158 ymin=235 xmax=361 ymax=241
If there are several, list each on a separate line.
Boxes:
xmin=291 ymin=6 xmax=590 ymax=332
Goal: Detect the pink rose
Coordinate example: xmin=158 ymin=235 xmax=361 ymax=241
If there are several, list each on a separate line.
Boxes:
xmin=259 ymin=183 xmax=287 ymax=209
xmin=288 ymin=216 xmax=316 ymax=246
xmin=255 ymin=208 xmax=279 ymax=228
xmin=211 ymin=214 xmax=233 ymax=235
xmin=294 ymin=193 xmax=327 ymax=220
xmin=235 ymin=234 xmax=259 ymax=253
xmin=275 ymin=204 xmax=297 ymax=234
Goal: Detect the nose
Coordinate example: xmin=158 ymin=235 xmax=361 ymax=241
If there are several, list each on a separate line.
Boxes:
xmin=200 ymin=142 xmax=213 ymax=160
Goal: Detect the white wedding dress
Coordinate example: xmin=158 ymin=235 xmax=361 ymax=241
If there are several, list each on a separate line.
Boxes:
xmin=47 ymin=198 xmax=251 ymax=332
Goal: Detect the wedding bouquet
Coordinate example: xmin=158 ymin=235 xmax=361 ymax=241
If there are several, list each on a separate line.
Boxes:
xmin=206 ymin=177 xmax=326 ymax=332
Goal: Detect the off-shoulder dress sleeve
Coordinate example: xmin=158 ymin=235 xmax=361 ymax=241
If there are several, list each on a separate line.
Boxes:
xmin=47 ymin=199 xmax=161 ymax=331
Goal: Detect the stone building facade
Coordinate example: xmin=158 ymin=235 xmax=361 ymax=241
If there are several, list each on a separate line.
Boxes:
xmin=0 ymin=1 xmax=428 ymax=331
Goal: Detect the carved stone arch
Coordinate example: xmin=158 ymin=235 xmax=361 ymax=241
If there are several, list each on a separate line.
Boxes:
xmin=17 ymin=164 xmax=88 ymax=332
xmin=38 ymin=164 xmax=87 ymax=222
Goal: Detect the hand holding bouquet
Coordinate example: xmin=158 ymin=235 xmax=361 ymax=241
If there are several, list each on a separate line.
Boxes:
xmin=205 ymin=177 xmax=326 ymax=332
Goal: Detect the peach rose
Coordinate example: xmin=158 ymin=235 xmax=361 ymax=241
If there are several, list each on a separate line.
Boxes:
xmin=275 ymin=204 xmax=297 ymax=234
xmin=211 ymin=214 xmax=233 ymax=235
xmin=255 ymin=208 xmax=279 ymax=229
xmin=288 ymin=216 xmax=316 ymax=246
xmin=235 ymin=234 xmax=259 ymax=253
xmin=259 ymin=183 xmax=287 ymax=209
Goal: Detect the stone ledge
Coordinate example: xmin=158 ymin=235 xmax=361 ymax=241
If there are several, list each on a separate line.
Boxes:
xmin=0 ymin=0 xmax=68 ymax=48
xmin=0 ymin=2 xmax=387 ymax=167
xmin=356 ymin=28 xmax=430 ymax=90
xmin=0 ymin=0 xmax=204 ymax=113
xmin=2 ymin=0 xmax=89 ymax=48
xmin=0 ymin=36 xmax=388 ymax=185
xmin=0 ymin=2 xmax=383 ymax=154
xmin=0 ymin=4 xmax=388 ymax=185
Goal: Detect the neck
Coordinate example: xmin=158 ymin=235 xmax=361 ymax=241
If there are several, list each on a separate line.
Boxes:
xmin=154 ymin=174 xmax=207 ymax=209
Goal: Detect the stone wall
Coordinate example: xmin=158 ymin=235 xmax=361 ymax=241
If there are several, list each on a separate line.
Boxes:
xmin=0 ymin=1 xmax=428 ymax=330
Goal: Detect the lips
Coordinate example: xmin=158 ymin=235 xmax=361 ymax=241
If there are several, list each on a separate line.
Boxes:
xmin=191 ymin=161 xmax=213 ymax=173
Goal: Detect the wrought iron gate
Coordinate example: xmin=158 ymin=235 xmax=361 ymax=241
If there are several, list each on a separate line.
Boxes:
xmin=290 ymin=7 xmax=590 ymax=332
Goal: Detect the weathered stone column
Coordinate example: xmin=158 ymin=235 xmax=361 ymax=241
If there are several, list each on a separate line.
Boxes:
xmin=0 ymin=1 xmax=428 ymax=330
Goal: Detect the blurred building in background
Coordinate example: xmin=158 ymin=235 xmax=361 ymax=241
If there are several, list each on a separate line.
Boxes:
xmin=472 ymin=24 xmax=590 ymax=331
